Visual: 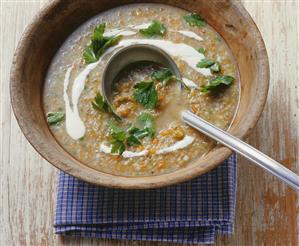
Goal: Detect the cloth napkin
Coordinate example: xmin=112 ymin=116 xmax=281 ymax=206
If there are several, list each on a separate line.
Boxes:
xmin=54 ymin=154 xmax=236 ymax=244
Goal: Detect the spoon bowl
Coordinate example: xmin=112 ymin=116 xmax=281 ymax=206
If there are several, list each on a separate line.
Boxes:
xmin=101 ymin=44 xmax=181 ymax=113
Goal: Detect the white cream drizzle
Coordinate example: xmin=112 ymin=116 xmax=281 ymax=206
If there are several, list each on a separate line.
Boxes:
xmin=116 ymin=39 xmax=211 ymax=76
xmin=99 ymin=135 xmax=194 ymax=158
xmin=104 ymin=29 xmax=136 ymax=37
xmin=63 ymin=60 xmax=103 ymax=139
xmin=63 ymin=66 xmax=86 ymax=140
xmin=157 ymin=135 xmax=194 ymax=154
xmin=104 ymin=23 xmax=204 ymax=43
xmin=182 ymin=77 xmax=198 ymax=88
xmin=129 ymin=22 xmax=152 ymax=30
xmin=123 ymin=150 xmax=149 ymax=158
xmin=177 ymin=30 xmax=203 ymax=41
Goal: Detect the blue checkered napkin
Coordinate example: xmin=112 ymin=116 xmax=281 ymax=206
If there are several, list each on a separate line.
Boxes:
xmin=54 ymin=154 xmax=236 ymax=244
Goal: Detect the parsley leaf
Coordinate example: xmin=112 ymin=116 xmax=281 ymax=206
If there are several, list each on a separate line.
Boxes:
xmin=197 ymin=58 xmax=215 ymax=68
xmin=197 ymin=58 xmax=221 ymax=72
xmin=108 ymin=121 xmax=127 ymax=154
xmin=91 ymin=23 xmax=106 ymax=41
xmin=151 ymin=68 xmax=177 ymax=85
xmin=139 ymin=20 xmax=166 ymax=37
xmin=135 ymin=112 xmax=155 ymax=138
xmin=108 ymin=121 xmax=126 ymax=141
xmin=151 ymin=68 xmax=190 ymax=89
xmin=126 ymin=135 xmax=141 ymax=147
xmin=200 ymin=75 xmax=234 ymax=93
xmin=210 ymin=62 xmax=220 ymax=72
xmin=127 ymin=125 xmax=139 ymax=134
xmin=107 ymin=112 xmax=156 ymax=154
xmin=133 ymin=130 xmax=150 ymax=139
xmin=133 ymin=81 xmax=158 ymax=109
xmin=98 ymin=35 xmax=122 ymax=55
xmin=184 ymin=13 xmax=206 ymax=27
xmin=126 ymin=112 xmax=156 ymax=146
xmin=47 ymin=112 xmax=65 ymax=125
xmin=83 ymin=23 xmax=122 ymax=64
xmin=111 ymin=140 xmax=126 ymax=154
xmin=92 ymin=93 xmax=110 ymax=112
xmin=83 ymin=46 xmax=98 ymax=64
xmin=127 ymin=127 xmax=146 ymax=140
xmin=92 ymin=93 xmax=121 ymax=120
xmin=197 ymin=47 xmax=206 ymax=54
xmin=133 ymin=67 xmax=191 ymax=110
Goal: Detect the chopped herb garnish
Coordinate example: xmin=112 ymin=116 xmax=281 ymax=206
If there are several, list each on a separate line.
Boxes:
xmin=126 ymin=112 xmax=155 ymax=146
xmin=133 ymin=130 xmax=150 ymax=139
xmin=197 ymin=58 xmax=221 ymax=72
xmin=127 ymin=125 xmax=139 ymax=134
xmin=184 ymin=13 xmax=206 ymax=27
xmin=108 ymin=121 xmax=127 ymax=142
xmin=126 ymin=135 xmax=141 ymax=147
xmin=151 ymin=68 xmax=177 ymax=85
xmin=92 ymin=93 xmax=110 ymax=112
xmin=47 ymin=112 xmax=65 ymax=125
xmin=107 ymin=112 xmax=156 ymax=154
xmin=111 ymin=139 xmax=126 ymax=154
xmin=210 ymin=62 xmax=220 ymax=72
xmin=83 ymin=46 xmax=98 ymax=64
xmin=92 ymin=93 xmax=121 ymax=120
xmin=133 ymin=66 xmax=191 ymax=110
xmin=133 ymin=81 xmax=158 ymax=109
xmin=108 ymin=121 xmax=127 ymax=154
xmin=83 ymin=23 xmax=122 ymax=64
xmin=151 ymin=68 xmax=189 ymax=89
xmin=139 ymin=20 xmax=166 ymax=37
xmin=197 ymin=58 xmax=215 ymax=68
xmin=200 ymin=75 xmax=234 ymax=93
xmin=135 ymin=112 xmax=155 ymax=138
xmin=197 ymin=47 xmax=206 ymax=54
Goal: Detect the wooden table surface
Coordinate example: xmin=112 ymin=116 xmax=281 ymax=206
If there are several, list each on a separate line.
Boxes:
xmin=1 ymin=1 xmax=298 ymax=245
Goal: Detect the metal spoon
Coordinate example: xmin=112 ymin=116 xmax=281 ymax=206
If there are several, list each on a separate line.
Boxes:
xmin=182 ymin=110 xmax=299 ymax=191
xmin=102 ymin=44 xmax=299 ymax=191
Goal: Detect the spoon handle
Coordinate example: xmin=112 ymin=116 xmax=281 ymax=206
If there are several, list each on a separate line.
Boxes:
xmin=182 ymin=110 xmax=299 ymax=191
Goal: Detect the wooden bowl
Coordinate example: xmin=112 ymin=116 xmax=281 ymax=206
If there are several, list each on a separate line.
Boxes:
xmin=10 ymin=0 xmax=269 ymax=189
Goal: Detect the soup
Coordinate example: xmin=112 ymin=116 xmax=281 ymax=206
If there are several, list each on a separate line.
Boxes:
xmin=43 ymin=4 xmax=239 ymax=176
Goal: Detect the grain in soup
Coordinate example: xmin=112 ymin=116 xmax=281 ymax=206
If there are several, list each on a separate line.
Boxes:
xmin=43 ymin=4 xmax=239 ymax=176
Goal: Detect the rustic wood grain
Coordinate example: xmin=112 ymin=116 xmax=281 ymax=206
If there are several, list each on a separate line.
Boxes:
xmin=1 ymin=0 xmax=298 ymax=245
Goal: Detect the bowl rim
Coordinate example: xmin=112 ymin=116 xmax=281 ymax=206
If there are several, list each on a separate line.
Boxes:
xmin=10 ymin=0 xmax=269 ymax=189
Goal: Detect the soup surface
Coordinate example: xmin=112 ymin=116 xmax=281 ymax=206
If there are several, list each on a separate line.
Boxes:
xmin=44 ymin=4 xmax=239 ymax=176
